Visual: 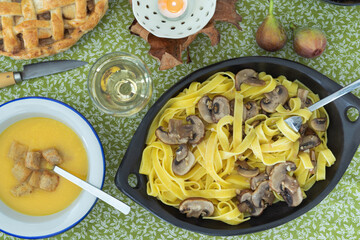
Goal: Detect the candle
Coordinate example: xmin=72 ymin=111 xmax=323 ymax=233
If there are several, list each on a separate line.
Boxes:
xmin=158 ymin=0 xmax=188 ymax=19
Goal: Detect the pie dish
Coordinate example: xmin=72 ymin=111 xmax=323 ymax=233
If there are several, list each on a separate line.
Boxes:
xmin=0 ymin=0 xmax=108 ymax=59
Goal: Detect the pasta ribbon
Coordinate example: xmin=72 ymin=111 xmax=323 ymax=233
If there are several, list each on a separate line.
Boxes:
xmin=140 ymin=72 xmax=335 ymax=225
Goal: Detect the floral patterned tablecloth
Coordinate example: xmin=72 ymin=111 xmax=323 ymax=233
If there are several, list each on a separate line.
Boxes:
xmin=1 ymin=0 xmax=360 ymax=239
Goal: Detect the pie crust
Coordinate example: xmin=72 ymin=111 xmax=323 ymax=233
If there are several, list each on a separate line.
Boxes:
xmin=0 ymin=0 xmax=108 ymax=59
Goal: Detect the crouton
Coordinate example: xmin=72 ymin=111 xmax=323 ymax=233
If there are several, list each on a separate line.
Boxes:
xmin=39 ymin=170 xmax=59 ymax=191
xmin=25 ymin=151 xmax=42 ymax=170
xmin=8 ymin=141 xmax=28 ymax=163
xmin=28 ymin=170 xmax=42 ymax=188
xmin=42 ymin=148 xmax=63 ymax=165
xmin=11 ymin=182 xmax=33 ymax=197
xmin=12 ymin=162 xmax=32 ymax=182
xmin=40 ymin=157 xmax=54 ymax=170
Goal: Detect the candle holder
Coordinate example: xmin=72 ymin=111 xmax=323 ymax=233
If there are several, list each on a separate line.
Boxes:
xmin=131 ymin=0 xmax=216 ymax=39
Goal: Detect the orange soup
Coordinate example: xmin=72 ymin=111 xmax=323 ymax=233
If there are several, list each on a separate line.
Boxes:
xmin=0 ymin=117 xmax=88 ymax=216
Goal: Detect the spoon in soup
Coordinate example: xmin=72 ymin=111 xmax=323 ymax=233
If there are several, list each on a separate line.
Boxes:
xmin=53 ymin=166 xmax=131 ymax=215
xmin=285 ymin=78 xmax=360 ymax=132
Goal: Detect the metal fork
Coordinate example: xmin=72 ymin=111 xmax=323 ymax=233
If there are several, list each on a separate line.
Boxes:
xmin=285 ymin=78 xmax=360 ymax=132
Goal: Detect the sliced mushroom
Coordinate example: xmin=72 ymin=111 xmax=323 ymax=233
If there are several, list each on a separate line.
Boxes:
xmin=300 ymin=124 xmax=317 ymax=137
xmin=175 ymin=144 xmax=188 ymax=161
xmin=250 ymin=172 xmax=269 ymax=190
xmin=197 ymin=95 xmax=230 ymax=123
xmin=230 ymin=99 xmax=235 ymax=116
xmin=155 ymin=120 xmax=192 ymax=145
xmin=179 ymin=197 xmax=214 ymax=218
xmin=197 ymin=96 xmax=213 ymax=123
xmin=211 ymin=96 xmax=231 ymax=123
xmin=252 ymin=180 xmax=275 ymax=208
xmin=265 ymin=165 xmax=274 ymax=176
xmin=186 ymin=115 xmax=205 ymax=144
xmin=280 ymin=175 xmax=303 ymax=207
xmin=309 ymin=118 xmax=327 ymax=132
xmin=262 ymin=187 xmax=275 ymax=206
xmin=237 ymin=201 xmax=252 ymax=214
xmin=251 ymin=120 xmax=261 ymax=128
xmin=237 ymin=160 xmax=260 ymax=178
xmin=235 ymin=69 xmax=266 ymax=91
xmin=260 ymin=85 xmax=289 ymax=113
xmin=299 ymin=123 xmax=308 ymax=136
xmin=299 ymin=135 xmax=321 ymax=151
xmin=155 ymin=116 xmax=205 ymax=145
xmin=173 ymin=150 xmax=195 ymax=176
xmin=269 ymin=161 xmax=303 ymax=207
xmin=297 ymin=88 xmax=313 ymax=108
xmin=236 ymin=189 xmax=264 ymax=216
xmin=237 ymin=189 xmax=253 ymax=213
xmin=283 ymin=101 xmax=291 ymax=110
xmin=268 ymin=161 xmax=297 ymax=193
xmin=243 ymin=101 xmax=260 ymax=121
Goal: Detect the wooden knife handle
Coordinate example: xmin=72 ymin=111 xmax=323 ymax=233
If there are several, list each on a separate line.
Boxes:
xmin=0 ymin=72 xmax=16 ymax=88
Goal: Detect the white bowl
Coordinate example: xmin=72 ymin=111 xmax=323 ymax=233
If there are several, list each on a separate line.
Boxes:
xmin=132 ymin=0 xmax=217 ymax=39
xmin=0 ymin=97 xmax=105 ymax=239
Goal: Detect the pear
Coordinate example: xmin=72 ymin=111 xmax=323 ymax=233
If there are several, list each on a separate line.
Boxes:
xmin=292 ymin=25 xmax=327 ymax=58
xmin=256 ymin=0 xmax=287 ymax=52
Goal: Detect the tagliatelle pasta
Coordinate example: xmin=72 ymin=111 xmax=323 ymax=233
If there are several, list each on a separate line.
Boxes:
xmin=139 ymin=71 xmax=335 ymax=225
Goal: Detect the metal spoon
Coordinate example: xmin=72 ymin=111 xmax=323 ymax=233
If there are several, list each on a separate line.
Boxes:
xmin=285 ymin=78 xmax=360 ymax=132
xmin=53 ymin=166 xmax=131 ymax=215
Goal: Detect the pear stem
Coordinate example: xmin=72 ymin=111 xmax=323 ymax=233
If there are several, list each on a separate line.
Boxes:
xmin=269 ymin=0 xmax=274 ymax=15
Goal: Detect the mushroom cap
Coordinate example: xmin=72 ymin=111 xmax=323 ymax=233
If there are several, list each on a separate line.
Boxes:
xmin=155 ymin=126 xmax=190 ymax=145
xmin=179 ymin=197 xmax=214 ymax=218
xmin=243 ymin=101 xmax=260 ymax=122
xmin=265 ymin=165 xmax=274 ymax=176
xmin=197 ymin=96 xmax=214 ymax=123
xmin=297 ymin=88 xmax=313 ymax=108
xmin=236 ymin=189 xmax=265 ymax=216
xmin=155 ymin=116 xmax=205 ymax=145
xmin=237 ymin=189 xmax=253 ymax=202
xmin=250 ymin=172 xmax=269 ymax=190
xmin=172 ymin=150 xmax=195 ymax=176
xmin=269 ymin=161 xmax=303 ymax=207
xmin=280 ymin=175 xmax=303 ymax=207
xmin=186 ymin=115 xmax=205 ymax=145
xmin=211 ymin=96 xmax=231 ymax=123
xmin=252 ymin=180 xmax=274 ymax=208
xmin=230 ymin=99 xmax=235 ymax=116
xmin=237 ymin=160 xmax=260 ymax=178
xmin=175 ymin=144 xmax=188 ymax=161
xmin=237 ymin=190 xmax=253 ymax=213
xmin=237 ymin=202 xmax=252 ymax=214
xmin=235 ymin=69 xmax=266 ymax=91
xmin=299 ymin=134 xmax=321 ymax=151
xmin=260 ymin=85 xmax=289 ymax=113
xmin=268 ymin=161 xmax=297 ymax=193
xmin=309 ymin=118 xmax=327 ymax=132
xmin=299 ymin=123 xmax=308 ymax=136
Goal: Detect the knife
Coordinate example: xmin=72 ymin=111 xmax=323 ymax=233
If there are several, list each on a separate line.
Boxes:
xmin=0 ymin=60 xmax=88 ymax=89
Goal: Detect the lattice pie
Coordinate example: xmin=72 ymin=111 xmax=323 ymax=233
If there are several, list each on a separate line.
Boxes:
xmin=0 ymin=0 xmax=108 ymax=59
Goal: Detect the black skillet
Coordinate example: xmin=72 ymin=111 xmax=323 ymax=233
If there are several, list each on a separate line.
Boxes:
xmin=322 ymin=0 xmax=360 ymax=6
xmin=115 ymin=56 xmax=360 ymax=236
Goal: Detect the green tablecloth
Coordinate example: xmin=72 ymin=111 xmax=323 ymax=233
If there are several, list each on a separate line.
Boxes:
xmin=1 ymin=0 xmax=359 ymax=239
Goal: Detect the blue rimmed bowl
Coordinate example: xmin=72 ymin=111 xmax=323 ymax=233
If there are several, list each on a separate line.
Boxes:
xmin=0 ymin=97 xmax=105 ymax=239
